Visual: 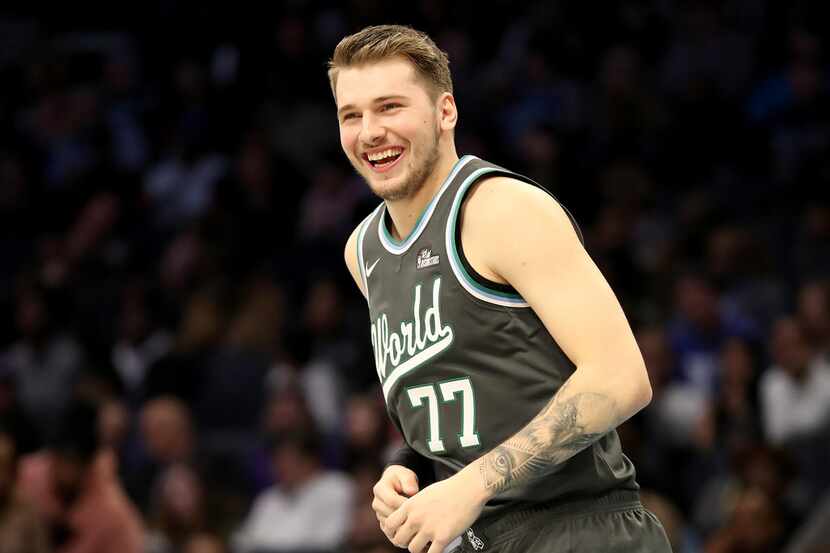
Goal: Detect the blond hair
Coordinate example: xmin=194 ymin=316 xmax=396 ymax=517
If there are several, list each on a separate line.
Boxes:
xmin=328 ymin=25 xmax=452 ymax=100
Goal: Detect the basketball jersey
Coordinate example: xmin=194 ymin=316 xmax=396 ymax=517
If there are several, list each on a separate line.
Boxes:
xmin=356 ymin=155 xmax=637 ymax=520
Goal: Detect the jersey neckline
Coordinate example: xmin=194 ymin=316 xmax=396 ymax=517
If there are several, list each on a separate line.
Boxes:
xmin=377 ymin=155 xmax=476 ymax=255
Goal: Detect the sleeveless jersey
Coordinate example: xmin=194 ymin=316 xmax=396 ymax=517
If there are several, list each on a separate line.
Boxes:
xmin=356 ymin=155 xmax=638 ymax=520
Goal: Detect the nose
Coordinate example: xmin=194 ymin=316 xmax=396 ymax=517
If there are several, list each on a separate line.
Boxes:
xmin=359 ymin=113 xmax=385 ymax=145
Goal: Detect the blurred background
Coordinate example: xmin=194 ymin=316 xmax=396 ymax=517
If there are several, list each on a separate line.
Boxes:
xmin=0 ymin=1 xmax=829 ymax=552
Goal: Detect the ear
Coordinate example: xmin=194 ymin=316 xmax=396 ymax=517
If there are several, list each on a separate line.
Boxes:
xmin=437 ymin=92 xmax=458 ymax=132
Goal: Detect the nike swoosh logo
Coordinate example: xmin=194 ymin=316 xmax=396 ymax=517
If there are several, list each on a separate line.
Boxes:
xmin=365 ymin=258 xmax=381 ymax=278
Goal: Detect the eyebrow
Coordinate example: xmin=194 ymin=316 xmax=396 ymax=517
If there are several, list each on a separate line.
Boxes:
xmin=337 ymin=95 xmax=408 ymax=117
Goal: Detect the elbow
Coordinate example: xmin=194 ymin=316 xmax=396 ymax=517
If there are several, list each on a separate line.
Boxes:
xmin=638 ymin=375 xmax=653 ymax=410
xmin=622 ymin=363 xmax=653 ymax=416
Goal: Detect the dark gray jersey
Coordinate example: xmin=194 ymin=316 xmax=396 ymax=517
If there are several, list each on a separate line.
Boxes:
xmin=356 ymin=155 xmax=637 ymax=519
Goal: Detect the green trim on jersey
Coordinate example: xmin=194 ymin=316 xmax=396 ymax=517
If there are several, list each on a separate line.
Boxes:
xmin=446 ymin=167 xmax=530 ymax=307
xmin=378 ymin=155 xmax=475 ymax=255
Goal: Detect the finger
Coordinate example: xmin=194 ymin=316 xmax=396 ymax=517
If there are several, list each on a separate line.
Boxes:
xmin=372 ymin=497 xmax=395 ymax=518
xmin=427 ymin=539 xmax=448 ymax=553
xmin=400 ymin=470 xmax=420 ymax=496
xmin=380 ymin=519 xmax=396 ymax=544
xmin=385 ymin=504 xmax=407 ymax=534
xmin=375 ymin=482 xmax=407 ymax=511
xmin=392 ymin=522 xmax=418 ymax=549
xmin=408 ymin=531 xmax=431 ymax=553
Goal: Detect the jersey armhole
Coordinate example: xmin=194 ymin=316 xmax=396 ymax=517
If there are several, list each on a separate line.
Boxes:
xmin=455 ymin=191 xmax=520 ymax=296
xmin=445 ymin=167 xmax=529 ymax=307
xmin=446 ymin=168 xmax=585 ymax=308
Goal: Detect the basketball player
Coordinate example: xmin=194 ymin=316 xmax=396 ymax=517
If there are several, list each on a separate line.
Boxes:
xmin=330 ymin=25 xmax=672 ymax=553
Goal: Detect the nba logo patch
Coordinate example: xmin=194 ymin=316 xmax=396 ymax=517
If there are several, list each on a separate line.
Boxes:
xmin=416 ymin=247 xmax=440 ymax=269
xmin=466 ymin=528 xmax=485 ymax=551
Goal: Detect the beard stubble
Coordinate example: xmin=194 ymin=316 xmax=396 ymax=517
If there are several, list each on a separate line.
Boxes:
xmin=361 ymin=126 xmax=441 ymax=202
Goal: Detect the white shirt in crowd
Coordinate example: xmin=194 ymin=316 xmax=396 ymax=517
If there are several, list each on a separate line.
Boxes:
xmin=761 ymin=355 xmax=830 ymax=445
xmin=233 ymin=471 xmax=354 ymax=553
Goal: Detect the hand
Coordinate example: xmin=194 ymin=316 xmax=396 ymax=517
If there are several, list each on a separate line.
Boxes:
xmin=383 ymin=463 xmax=490 ymax=553
xmin=372 ymin=465 xmax=420 ymax=525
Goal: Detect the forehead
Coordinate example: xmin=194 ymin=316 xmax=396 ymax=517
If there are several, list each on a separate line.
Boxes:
xmin=335 ymin=57 xmax=429 ymax=107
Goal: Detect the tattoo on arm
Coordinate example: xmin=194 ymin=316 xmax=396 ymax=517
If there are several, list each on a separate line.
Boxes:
xmin=479 ymin=380 xmax=619 ymax=494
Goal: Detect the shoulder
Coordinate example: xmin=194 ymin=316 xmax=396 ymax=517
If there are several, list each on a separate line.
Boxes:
xmin=344 ymin=214 xmax=374 ymax=299
xmin=344 ymin=223 xmax=361 ymax=269
xmin=461 ymin=176 xmax=580 ymax=253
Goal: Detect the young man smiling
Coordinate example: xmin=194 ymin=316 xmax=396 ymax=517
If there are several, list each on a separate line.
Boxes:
xmin=331 ymin=25 xmax=672 ymax=553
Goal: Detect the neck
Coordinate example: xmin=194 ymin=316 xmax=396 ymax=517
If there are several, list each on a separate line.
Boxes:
xmin=385 ymin=146 xmax=459 ymax=241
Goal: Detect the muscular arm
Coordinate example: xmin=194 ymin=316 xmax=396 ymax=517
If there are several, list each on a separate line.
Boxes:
xmin=458 ymin=177 xmax=651 ymax=499
xmin=381 ymin=177 xmax=651 ymax=552
xmin=478 ymin=374 xmax=620 ymax=494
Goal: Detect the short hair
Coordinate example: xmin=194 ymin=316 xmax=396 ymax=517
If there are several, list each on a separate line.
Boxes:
xmin=328 ymin=24 xmax=452 ymax=100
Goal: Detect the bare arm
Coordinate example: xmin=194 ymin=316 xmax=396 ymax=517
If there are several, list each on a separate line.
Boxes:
xmin=383 ymin=177 xmax=653 ymax=552
xmin=459 ymin=177 xmax=652 ymax=498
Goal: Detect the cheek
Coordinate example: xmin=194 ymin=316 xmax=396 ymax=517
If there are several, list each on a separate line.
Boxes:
xmin=339 ymin=127 xmax=358 ymax=155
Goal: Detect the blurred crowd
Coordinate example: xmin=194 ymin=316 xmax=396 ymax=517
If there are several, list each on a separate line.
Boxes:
xmin=0 ymin=1 xmax=829 ymax=552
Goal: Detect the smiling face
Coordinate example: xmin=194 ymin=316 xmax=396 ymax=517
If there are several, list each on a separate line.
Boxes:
xmin=335 ymin=57 xmax=454 ymax=201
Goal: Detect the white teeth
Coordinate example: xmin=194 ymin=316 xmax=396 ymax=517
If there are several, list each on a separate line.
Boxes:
xmin=367 ymin=148 xmax=403 ymax=162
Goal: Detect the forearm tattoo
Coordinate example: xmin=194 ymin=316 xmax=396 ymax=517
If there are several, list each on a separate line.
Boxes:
xmin=480 ymin=381 xmax=618 ymax=494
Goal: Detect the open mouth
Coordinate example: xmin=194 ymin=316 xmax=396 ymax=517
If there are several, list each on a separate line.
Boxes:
xmin=364 ymin=147 xmax=404 ymax=173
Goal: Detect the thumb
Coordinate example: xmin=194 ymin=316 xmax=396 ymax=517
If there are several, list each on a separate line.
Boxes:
xmin=401 ymin=471 xmax=419 ymax=496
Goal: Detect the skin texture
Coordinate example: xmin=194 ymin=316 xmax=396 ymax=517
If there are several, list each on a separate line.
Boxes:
xmin=478 ymin=380 xmax=612 ymax=494
xmin=338 ymin=58 xmax=652 ymax=553
xmin=336 ymin=56 xmax=459 ymax=241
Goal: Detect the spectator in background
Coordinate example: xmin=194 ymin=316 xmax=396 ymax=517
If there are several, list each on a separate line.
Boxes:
xmin=342 ymin=392 xmax=390 ymax=471
xmin=143 ymin=286 xmax=228 ymax=404
xmin=266 ymin=277 xmax=351 ymax=438
xmin=3 ymin=282 xmax=83 ymax=444
xmin=760 ymin=316 xmax=830 ymax=506
xmin=232 ymin=432 xmax=354 ymax=553
xmin=668 ymin=271 xmax=757 ymax=397
xmin=145 ymin=464 xmax=206 ymax=553
xmin=712 ymin=337 xmax=762 ymax=457
xmin=246 ymin=384 xmax=342 ymax=493
xmin=111 ymin=280 xmax=173 ymax=405
xmin=797 ymin=280 xmax=830 ymax=358
xmin=760 ymin=317 xmax=830 ymax=445
xmin=0 ymin=429 xmax=49 ymax=553
xmin=704 ymin=487 xmax=786 ymax=553
xmin=16 ymin=400 xmax=144 ymax=553
xmin=695 ymin=445 xmax=795 ymax=543
xmin=623 ymin=327 xmax=677 ymax=497
xmin=128 ymin=397 xmax=195 ymax=513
